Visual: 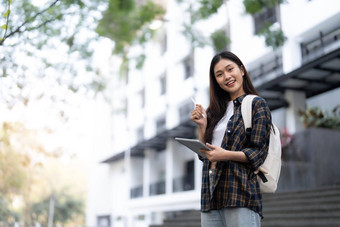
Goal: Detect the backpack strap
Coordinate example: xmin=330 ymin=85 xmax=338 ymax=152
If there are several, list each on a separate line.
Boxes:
xmin=241 ymin=95 xmax=257 ymax=130
xmin=242 ymin=95 xmax=269 ymax=182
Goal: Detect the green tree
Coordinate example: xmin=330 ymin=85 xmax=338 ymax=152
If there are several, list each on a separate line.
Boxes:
xmin=30 ymin=193 xmax=84 ymax=227
xmin=0 ymin=121 xmax=65 ymax=224
xmin=243 ymin=0 xmax=287 ymax=49
xmin=0 ymin=121 xmax=87 ymax=226
xmin=95 ymin=0 xmax=165 ymax=74
xmin=176 ymin=0 xmax=287 ymax=53
xmin=0 ymin=196 xmax=19 ymax=225
xmin=0 ymin=0 xmax=107 ymax=109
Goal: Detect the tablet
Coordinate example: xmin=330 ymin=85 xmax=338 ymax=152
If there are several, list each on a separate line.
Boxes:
xmin=174 ymin=137 xmax=211 ymax=159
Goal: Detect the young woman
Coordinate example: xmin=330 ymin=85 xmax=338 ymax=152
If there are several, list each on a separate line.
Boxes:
xmin=190 ymin=51 xmax=272 ymax=227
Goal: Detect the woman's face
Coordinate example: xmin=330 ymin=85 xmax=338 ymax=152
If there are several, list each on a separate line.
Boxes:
xmin=213 ymin=58 xmax=245 ymax=100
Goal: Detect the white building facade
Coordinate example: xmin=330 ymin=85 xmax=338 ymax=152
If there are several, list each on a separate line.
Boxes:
xmin=86 ymin=0 xmax=340 ymax=226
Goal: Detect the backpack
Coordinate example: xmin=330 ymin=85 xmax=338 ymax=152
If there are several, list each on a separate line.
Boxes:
xmin=241 ymin=95 xmax=281 ymax=193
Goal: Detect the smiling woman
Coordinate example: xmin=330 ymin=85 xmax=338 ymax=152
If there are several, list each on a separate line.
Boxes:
xmin=190 ymin=51 xmax=272 ymax=226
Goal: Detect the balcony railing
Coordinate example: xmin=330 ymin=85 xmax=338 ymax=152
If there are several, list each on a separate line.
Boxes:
xmin=130 ymin=185 xmax=143 ymax=199
xmin=173 ymin=175 xmax=195 ymax=192
xmin=248 ymin=55 xmax=283 ymax=83
xmin=301 ymin=26 xmax=340 ymax=64
xmin=150 ymin=181 xmax=166 ymax=196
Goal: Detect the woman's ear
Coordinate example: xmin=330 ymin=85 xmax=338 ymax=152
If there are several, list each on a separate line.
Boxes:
xmin=240 ymin=65 xmax=245 ymax=76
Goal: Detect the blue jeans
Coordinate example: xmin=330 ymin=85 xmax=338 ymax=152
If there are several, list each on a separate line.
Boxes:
xmin=201 ymin=207 xmax=261 ymax=227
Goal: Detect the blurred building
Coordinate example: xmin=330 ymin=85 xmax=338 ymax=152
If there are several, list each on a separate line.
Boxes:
xmin=86 ymin=0 xmax=340 ymax=226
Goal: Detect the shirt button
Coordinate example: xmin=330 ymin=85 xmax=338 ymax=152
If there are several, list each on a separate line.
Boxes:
xmin=234 ymin=100 xmax=237 ymax=104
xmin=228 ymin=130 xmax=231 ymax=133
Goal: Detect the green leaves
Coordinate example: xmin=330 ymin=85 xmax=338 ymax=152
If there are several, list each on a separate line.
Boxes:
xmin=299 ymin=106 xmax=340 ymax=130
xmin=211 ymin=29 xmax=230 ymax=53
xmin=258 ymin=24 xmax=286 ymax=50
xmin=96 ymin=0 xmax=165 ymax=56
xmin=243 ymin=0 xmax=287 ymax=14
xmin=192 ymin=0 xmax=223 ymax=21
xmin=1 ymin=24 xmax=8 ymax=29
xmin=2 ymin=9 xmax=10 ymax=18
xmin=243 ymin=0 xmax=288 ymax=49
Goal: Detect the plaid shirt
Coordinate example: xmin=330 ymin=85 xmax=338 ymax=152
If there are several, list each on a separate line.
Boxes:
xmin=201 ymin=94 xmax=271 ymax=218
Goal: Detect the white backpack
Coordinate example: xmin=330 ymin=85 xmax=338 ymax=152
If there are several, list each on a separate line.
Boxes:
xmin=241 ymin=95 xmax=281 ymax=193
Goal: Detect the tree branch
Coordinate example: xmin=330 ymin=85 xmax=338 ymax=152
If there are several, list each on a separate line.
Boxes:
xmin=25 ymin=18 xmax=58 ymax=34
xmin=0 ymin=0 xmax=11 ymax=46
xmin=0 ymin=0 xmax=60 ymax=46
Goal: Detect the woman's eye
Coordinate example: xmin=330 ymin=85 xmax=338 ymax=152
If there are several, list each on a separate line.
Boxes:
xmin=227 ymin=68 xmax=233 ymax=72
xmin=216 ymin=74 xmax=222 ymax=77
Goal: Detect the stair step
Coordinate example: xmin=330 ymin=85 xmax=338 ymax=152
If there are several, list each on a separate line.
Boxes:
xmin=262 ymin=219 xmax=340 ymax=227
xmin=263 ymin=203 xmax=340 ymax=214
xmin=150 ymin=223 xmax=200 ymax=227
xmin=164 ymin=218 xmax=200 ymax=223
xmin=150 ymin=186 xmax=340 ymax=227
xmin=262 ymin=186 xmax=340 ymax=201
xmin=263 ymin=195 xmax=340 ymax=207
xmin=264 ymin=211 xmax=340 ymax=219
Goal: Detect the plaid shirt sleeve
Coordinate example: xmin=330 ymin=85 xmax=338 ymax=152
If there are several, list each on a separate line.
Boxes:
xmin=242 ymin=97 xmax=271 ymax=171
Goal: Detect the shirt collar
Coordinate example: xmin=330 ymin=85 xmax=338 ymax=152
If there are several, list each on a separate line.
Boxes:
xmin=232 ymin=94 xmax=247 ymax=106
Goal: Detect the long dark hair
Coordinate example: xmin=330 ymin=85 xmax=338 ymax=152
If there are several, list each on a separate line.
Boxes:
xmin=204 ymin=51 xmax=259 ymax=143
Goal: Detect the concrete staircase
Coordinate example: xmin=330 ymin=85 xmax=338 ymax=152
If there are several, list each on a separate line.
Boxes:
xmin=261 ymin=186 xmax=340 ymax=227
xmin=150 ymin=186 xmax=340 ymax=227
xmin=150 ymin=210 xmax=201 ymax=227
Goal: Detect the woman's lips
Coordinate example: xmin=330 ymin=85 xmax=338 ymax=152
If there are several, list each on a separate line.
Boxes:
xmin=226 ymin=80 xmax=236 ymax=87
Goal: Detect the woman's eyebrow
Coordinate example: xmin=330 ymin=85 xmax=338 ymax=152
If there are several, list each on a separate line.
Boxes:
xmin=215 ymin=64 xmax=232 ymax=74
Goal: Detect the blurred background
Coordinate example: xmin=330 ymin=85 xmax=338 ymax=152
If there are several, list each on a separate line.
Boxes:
xmin=1 ymin=0 xmax=339 ymax=227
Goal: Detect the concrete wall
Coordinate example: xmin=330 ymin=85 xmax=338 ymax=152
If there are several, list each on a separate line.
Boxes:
xmin=278 ymin=128 xmax=340 ymax=192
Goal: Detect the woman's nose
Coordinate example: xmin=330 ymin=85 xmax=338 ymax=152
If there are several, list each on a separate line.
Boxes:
xmin=224 ymin=72 xmax=231 ymax=80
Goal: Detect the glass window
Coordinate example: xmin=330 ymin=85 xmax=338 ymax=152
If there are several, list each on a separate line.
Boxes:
xmin=253 ymin=7 xmax=277 ymax=34
xmin=184 ymin=54 xmax=194 ymax=79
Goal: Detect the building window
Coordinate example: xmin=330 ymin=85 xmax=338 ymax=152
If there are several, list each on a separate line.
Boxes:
xmin=130 ymin=185 xmax=143 ymax=199
xmin=161 ymin=33 xmax=167 ymax=55
xmin=156 ymin=116 xmax=166 ymax=133
xmin=184 ymin=54 xmax=194 ymax=79
xmin=179 ymin=100 xmax=193 ymax=122
xmin=173 ymin=160 xmax=195 ymax=192
xmin=139 ymin=88 xmax=145 ymax=109
xmin=97 ymin=215 xmax=110 ymax=227
xmin=150 ymin=180 xmax=166 ymax=195
xmin=253 ymin=7 xmax=277 ymax=34
xmin=137 ymin=127 xmax=144 ymax=142
xmin=160 ymin=73 xmax=167 ymax=95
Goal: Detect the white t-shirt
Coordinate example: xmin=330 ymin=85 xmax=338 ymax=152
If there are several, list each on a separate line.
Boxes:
xmin=211 ymin=101 xmax=234 ymax=147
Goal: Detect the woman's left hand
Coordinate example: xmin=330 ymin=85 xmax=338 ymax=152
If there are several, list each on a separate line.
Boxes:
xmin=203 ymin=143 xmax=228 ymax=162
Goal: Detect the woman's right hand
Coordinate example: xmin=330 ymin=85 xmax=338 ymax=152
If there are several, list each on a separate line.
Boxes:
xmin=190 ymin=104 xmax=207 ymax=129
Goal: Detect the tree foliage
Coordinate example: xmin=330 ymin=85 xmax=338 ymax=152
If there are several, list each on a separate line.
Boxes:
xmin=299 ymin=106 xmax=340 ymax=130
xmin=0 ymin=0 xmax=107 ymax=109
xmin=30 ymin=193 xmax=84 ymax=226
xmin=177 ymin=0 xmax=224 ymax=50
xmin=243 ymin=0 xmax=287 ymax=14
xmin=176 ymin=0 xmax=287 ymax=53
xmin=96 ymin=0 xmax=165 ymax=55
xmin=211 ymin=29 xmax=230 ymax=53
xmin=243 ymin=0 xmax=287 ymax=49
xmin=0 ymin=121 xmax=85 ymax=225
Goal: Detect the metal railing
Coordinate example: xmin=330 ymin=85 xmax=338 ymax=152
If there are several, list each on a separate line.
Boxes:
xmin=130 ymin=185 xmax=143 ymax=199
xmin=173 ymin=175 xmax=195 ymax=192
xmin=248 ymin=55 xmax=283 ymax=82
xmin=150 ymin=181 xmax=166 ymax=196
xmin=301 ymin=26 xmax=340 ymax=63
